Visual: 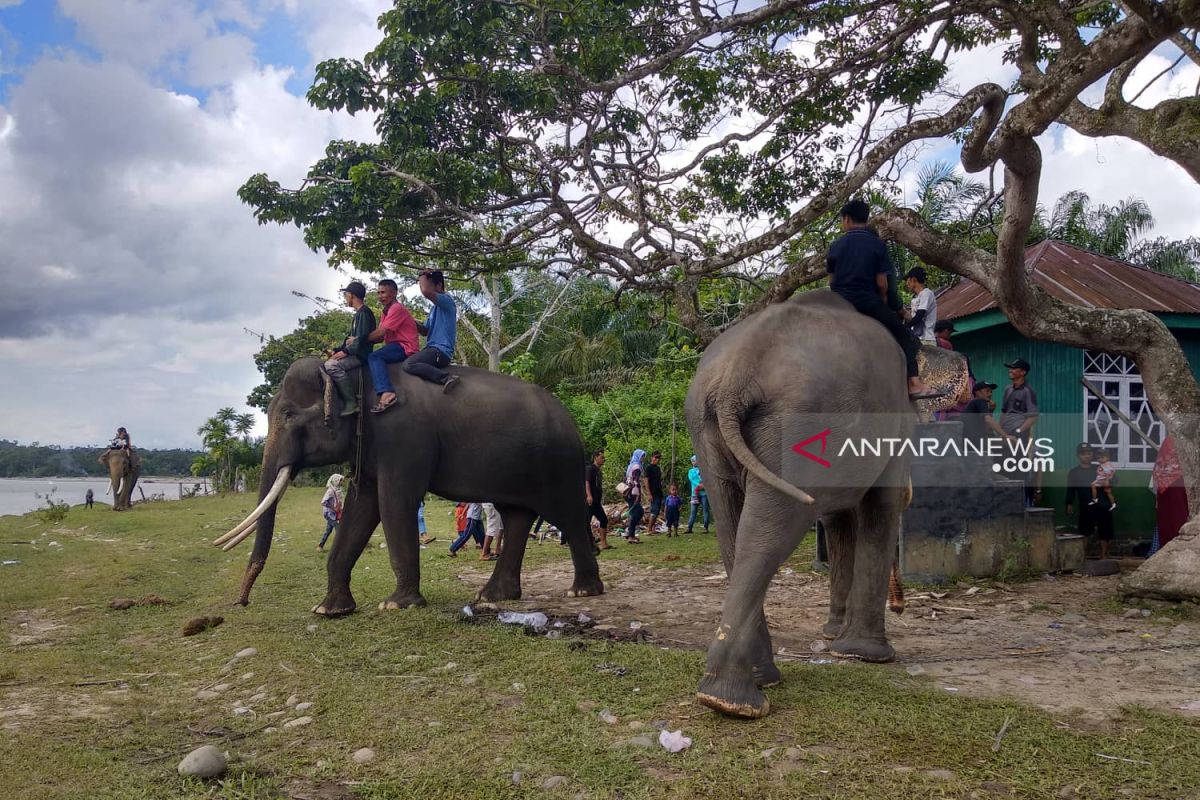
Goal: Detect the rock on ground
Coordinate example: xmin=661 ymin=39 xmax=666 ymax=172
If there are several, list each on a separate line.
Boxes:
xmin=541 ymin=776 xmax=567 ymax=790
xmin=177 ymin=745 xmax=226 ymax=778
xmin=284 ymin=716 xmax=313 ymax=728
xmin=352 ymin=747 xmax=376 ymax=764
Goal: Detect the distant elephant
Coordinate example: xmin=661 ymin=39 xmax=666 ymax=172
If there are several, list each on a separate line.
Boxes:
xmin=99 ymin=448 xmax=141 ymax=511
xmin=213 ymin=357 xmax=604 ymax=614
xmin=685 ymin=290 xmax=966 ymax=718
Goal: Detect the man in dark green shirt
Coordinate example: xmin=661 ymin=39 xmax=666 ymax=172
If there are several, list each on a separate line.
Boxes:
xmin=323 ymin=281 xmax=377 ymax=416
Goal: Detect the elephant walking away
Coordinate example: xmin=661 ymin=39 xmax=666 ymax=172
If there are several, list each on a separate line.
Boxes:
xmin=99 ymin=447 xmax=141 ymax=511
xmin=685 ymin=290 xmax=965 ymax=719
xmin=213 ymin=357 xmax=603 ymax=615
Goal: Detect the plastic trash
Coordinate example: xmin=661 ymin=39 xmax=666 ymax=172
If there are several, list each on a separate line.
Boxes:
xmin=498 ymin=611 xmax=548 ymax=629
xmin=659 ymin=729 xmax=693 ymax=753
xmin=808 ymin=658 xmax=835 ymax=665
xmin=1 ymin=560 xmax=19 ymax=566
xmin=461 ymin=605 xmax=474 ymax=617
xmin=630 ymin=621 xmax=643 ymax=631
xmin=577 ymin=613 xmax=592 ymax=624
xmin=546 ymin=630 xmax=562 ymax=639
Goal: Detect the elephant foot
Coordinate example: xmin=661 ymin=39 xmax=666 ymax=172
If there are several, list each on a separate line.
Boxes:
xmin=311 ymin=589 xmax=357 ymax=617
xmin=478 ymin=575 xmax=522 ymax=603
xmin=821 ymin=620 xmax=843 ymax=640
xmin=378 ymin=591 xmax=427 ymax=611
xmin=830 ymin=635 xmax=895 ymax=663
xmin=752 ymin=660 xmax=782 ymax=689
xmin=565 ymin=575 xmax=605 ymax=598
xmin=696 ymin=672 xmax=770 ymax=719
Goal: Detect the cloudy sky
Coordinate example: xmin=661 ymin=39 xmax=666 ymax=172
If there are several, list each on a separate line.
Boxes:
xmin=0 ymin=2 xmax=1196 ymax=449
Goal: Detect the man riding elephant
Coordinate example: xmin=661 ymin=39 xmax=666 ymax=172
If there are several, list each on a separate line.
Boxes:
xmin=323 ymin=281 xmax=376 ymax=417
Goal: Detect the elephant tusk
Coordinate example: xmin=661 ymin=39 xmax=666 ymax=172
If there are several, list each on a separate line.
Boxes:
xmin=213 ymin=467 xmax=291 ymax=547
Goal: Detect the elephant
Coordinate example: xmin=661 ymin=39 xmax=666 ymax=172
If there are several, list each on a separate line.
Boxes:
xmin=684 ymin=289 xmax=967 ymax=718
xmin=213 ymin=356 xmax=604 ymax=614
xmin=99 ymin=448 xmax=141 ymax=511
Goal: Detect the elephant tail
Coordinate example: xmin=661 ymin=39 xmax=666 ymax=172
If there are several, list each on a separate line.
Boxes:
xmin=715 ymin=402 xmax=816 ymax=505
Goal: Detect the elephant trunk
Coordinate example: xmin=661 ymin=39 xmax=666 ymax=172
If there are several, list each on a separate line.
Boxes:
xmin=210 ymin=462 xmax=291 ymax=606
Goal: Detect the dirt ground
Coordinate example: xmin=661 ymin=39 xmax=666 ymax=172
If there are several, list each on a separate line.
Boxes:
xmin=466 ymin=559 xmax=1200 ymax=720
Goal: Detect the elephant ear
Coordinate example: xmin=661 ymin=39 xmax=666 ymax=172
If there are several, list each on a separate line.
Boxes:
xmin=915 ymin=345 xmax=970 ymax=415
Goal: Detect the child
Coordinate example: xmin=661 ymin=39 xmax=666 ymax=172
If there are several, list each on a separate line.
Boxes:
xmin=664 ymin=484 xmax=683 ymax=537
xmin=318 ymin=473 xmax=344 ymax=550
xmin=1090 ymin=448 xmax=1118 ymax=510
xmin=481 ymin=502 xmax=503 ymax=561
xmin=449 ymin=502 xmax=484 ymax=556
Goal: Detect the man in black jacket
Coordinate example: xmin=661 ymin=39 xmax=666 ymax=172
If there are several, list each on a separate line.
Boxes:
xmin=827 ymin=200 xmax=940 ymax=400
xmin=323 ymin=281 xmax=377 ymax=417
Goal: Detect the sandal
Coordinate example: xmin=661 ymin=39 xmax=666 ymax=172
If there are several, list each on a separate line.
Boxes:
xmin=370 ymin=394 xmax=399 ymax=414
xmin=481 ymin=554 xmax=498 ymax=561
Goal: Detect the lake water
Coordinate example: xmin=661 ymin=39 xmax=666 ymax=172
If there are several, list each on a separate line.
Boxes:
xmin=0 ymin=477 xmax=201 ymax=517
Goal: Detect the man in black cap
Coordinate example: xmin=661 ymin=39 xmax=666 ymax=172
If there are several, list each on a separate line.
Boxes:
xmin=1000 ymin=358 xmax=1039 ymax=504
xmin=827 ymin=199 xmax=940 ymax=400
xmin=960 ymin=381 xmax=1006 ymax=445
xmin=323 ymin=280 xmax=377 ymax=416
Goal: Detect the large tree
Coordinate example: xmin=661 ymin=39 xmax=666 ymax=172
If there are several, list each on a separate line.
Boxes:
xmin=241 ymin=1 xmax=1200 ymax=597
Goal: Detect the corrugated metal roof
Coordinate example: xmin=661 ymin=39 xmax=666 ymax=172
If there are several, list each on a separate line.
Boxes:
xmin=936 ymin=241 xmax=1200 ymax=320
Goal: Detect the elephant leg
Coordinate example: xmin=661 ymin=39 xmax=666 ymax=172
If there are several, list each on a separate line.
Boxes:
xmin=478 ymin=505 xmax=534 ymax=602
xmin=829 ymin=477 xmax=903 ymax=663
xmin=558 ymin=505 xmax=604 ymax=599
xmin=706 ymin=475 xmax=778 ymax=688
xmin=314 ymin=478 xmax=378 ymax=617
xmin=821 ymin=509 xmax=858 ymax=640
xmin=377 ymin=488 xmax=426 ymax=610
xmin=697 ymin=483 xmax=816 ymax=719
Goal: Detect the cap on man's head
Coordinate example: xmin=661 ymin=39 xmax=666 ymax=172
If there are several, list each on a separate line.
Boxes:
xmin=340 ymin=281 xmax=366 ymax=300
xmin=1076 ymin=443 xmax=1094 ymax=455
xmin=934 ymin=320 xmax=956 ymax=334
xmin=839 ymin=199 xmax=870 ymax=224
xmin=973 ymin=381 xmax=998 ymax=392
xmin=1004 ymin=358 xmax=1032 ymax=372
xmin=905 ymin=267 xmax=927 ymax=283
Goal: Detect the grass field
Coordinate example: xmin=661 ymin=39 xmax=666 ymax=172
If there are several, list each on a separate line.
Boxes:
xmin=2 ymin=489 xmax=1197 ymax=799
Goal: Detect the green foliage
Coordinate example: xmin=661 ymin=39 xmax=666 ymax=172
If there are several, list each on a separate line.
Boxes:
xmin=559 ymin=343 xmax=699 ymax=498
xmin=0 ymin=440 xmax=199 ymax=478
xmin=32 ymin=487 xmax=70 ymax=524
xmin=193 ymin=408 xmax=262 ymax=494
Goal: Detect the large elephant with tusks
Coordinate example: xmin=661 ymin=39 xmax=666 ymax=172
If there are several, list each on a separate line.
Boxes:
xmin=213 ymin=357 xmax=603 ymax=613
xmin=686 ymin=290 xmax=966 ymax=718
xmin=99 ymin=448 xmax=141 ymax=511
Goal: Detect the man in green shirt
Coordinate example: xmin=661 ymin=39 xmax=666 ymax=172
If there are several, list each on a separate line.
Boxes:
xmin=323 ymin=281 xmax=377 ymax=416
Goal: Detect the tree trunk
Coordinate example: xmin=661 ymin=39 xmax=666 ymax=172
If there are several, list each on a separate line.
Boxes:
xmin=488 ymin=274 xmax=502 ymax=372
xmin=875 ymin=132 xmax=1200 ymax=600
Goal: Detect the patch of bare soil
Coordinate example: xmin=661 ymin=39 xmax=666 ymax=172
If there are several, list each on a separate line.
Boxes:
xmin=6 ymin=608 xmax=65 ymax=646
xmin=0 ymin=686 xmax=115 ymax=731
xmin=462 ymin=562 xmax=1200 ymax=718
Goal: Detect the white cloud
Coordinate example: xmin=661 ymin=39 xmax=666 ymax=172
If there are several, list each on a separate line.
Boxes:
xmin=0 ymin=0 xmax=389 ymax=448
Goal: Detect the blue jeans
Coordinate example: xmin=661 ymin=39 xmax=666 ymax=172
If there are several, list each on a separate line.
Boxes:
xmin=687 ymin=494 xmax=711 ymax=531
xmin=417 ymin=502 xmax=426 ymax=536
xmin=319 ymin=512 xmax=337 ymax=548
xmin=626 ymin=499 xmax=644 ymax=538
xmin=450 ymin=518 xmax=485 ymax=553
xmin=368 ymin=343 xmax=408 ymax=395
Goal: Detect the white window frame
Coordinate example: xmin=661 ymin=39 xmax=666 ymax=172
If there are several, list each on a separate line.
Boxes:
xmin=1082 ymin=350 xmax=1164 ymax=470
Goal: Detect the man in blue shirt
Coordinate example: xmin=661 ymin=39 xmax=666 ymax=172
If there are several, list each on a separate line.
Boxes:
xmin=826 ymin=199 xmax=940 ymax=400
xmin=403 ymin=270 xmax=460 ymax=392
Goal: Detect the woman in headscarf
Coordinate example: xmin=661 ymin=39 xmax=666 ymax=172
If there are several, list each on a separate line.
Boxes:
xmin=318 ymin=473 xmax=345 ymax=550
xmin=1151 ymin=438 xmax=1188 ymax=553
xmin=622 ymin=449 xmax=646 ymax=544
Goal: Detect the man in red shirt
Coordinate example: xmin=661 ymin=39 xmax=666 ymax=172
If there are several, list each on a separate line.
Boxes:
xmin=367 ymin=279 xmax=420 ymax=414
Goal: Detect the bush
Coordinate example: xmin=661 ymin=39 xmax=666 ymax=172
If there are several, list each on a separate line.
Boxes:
xmin=33 ymin=488 xmax=70 ymax=524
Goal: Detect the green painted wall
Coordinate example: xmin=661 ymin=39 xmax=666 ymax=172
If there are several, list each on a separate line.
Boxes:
xmin=948 ymin=319 xmax=1200 ymax=542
